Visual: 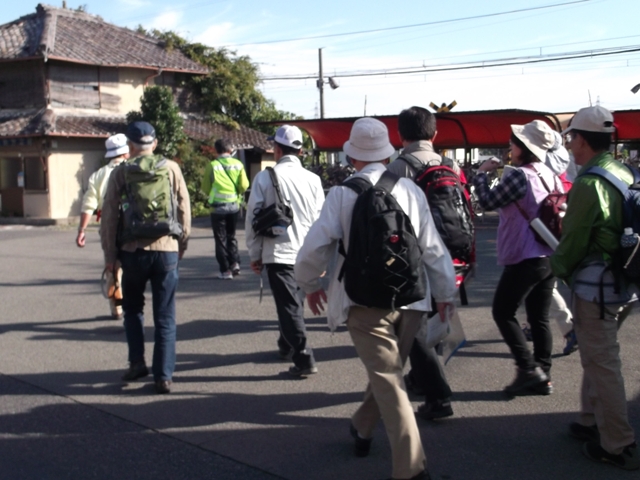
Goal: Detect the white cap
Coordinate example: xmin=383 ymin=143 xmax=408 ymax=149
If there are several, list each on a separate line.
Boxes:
xmin=511 ymin=120 xmax=557 ymax=162
xmin=268 ymin=125 xmax=303 ymax=149
xmin=562 ymin=105 xmax=615 ymax=135
xmin=105 ymin=133 xmax=129 ymax=159
xmin=343 ymin=117 xmax=396 ymax=162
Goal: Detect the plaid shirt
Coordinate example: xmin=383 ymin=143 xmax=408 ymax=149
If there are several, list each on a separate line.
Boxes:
xmin=472 ymin=168 xmax=527 ymax=211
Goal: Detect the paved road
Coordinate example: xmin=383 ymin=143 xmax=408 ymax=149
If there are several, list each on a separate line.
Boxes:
xmin=0 ymin=217 xmax=638 ymax=480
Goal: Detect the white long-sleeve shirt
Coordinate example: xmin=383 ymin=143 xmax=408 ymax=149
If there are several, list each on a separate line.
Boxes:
xmin=245 ymin=155 xmax=325 ymax=265
xmin=80 ymin=158 xmax=124 ymax=214
xmin=295 ymin=162 xmax=457 ymax=331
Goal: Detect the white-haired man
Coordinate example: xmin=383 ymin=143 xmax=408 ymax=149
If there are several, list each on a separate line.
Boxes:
xmin=295 ymin=117 xmax=456 ymax=480
xmin=76 ymin=133 xmax=129 ymax=319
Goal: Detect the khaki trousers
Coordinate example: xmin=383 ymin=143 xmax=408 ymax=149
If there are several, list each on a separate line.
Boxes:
xmin=572 ymin=294 xmax=635 ymax=455
xmin=348 ymin=306 xmax=426 ymax=480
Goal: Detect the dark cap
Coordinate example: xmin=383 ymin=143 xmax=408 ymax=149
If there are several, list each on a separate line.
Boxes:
xmin=126 ymin=121 xmax=156 ymax=144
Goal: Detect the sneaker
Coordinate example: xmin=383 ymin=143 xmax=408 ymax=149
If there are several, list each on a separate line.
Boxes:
xmin=288 ymin=365 xmax=318 ymax=377
xmin=231 ymin=263 xmax=241 ymax=276
xmin=563 ymin=330 xmax=579 ymax=355
xmin=504 ymin=367 xmax=551 ymax=396
xmin=350 ymin=423 xmax=372 ymax=457
xmin=521 ymin=323 xmax=533 ymax=342
xmin=404 ymin=374 xmax=426 ymax=396
xmin=569 ymin=422 xmax=600 ymax=443
xmin=583 ymin=441 xmax=640 ymax=470
xmin=416 ymin=398 xmax=454 ymax=420
xmin=217 ymin=271 xmax=233 ymax=280
xmin=154 ymin=380 xmax=172 ymax=394
xmin=121 ymin=361 xmax=149 ymax=381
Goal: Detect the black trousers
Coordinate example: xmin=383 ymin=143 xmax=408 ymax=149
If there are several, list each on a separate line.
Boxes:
xmin=492 ymin=257 xmax=555 ymax=373
xmin=407 ymin=339 xmax=452 ymax=402
xmin=266 ymin=263 xmax=315 ymax=368
xmin=210 ymin=212 xmax=240 ymax=273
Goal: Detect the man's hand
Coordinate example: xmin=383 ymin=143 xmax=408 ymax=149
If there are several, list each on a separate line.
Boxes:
xmin=105 ymin=262 xmax=115 ymax=273
xmin=477 ymin=159 xmax=499 ymax=174
xmin=76 ymin=230 xmax=86 ymax=247
xmin=306 ymin=289 xmax=327 ymax=316
xmin=436 ymin=302 xmax=455 ymax=323
xmin=250 ymin=259 xmax=263 ymax=275
xmin=179 ymin=249 xmax=185 ymax=260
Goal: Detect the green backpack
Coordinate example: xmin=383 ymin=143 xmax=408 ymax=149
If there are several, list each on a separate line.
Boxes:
xmin=118 ymin=155 xmax=183 ymax=244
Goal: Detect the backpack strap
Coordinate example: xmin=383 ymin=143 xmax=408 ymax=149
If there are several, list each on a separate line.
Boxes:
xmin=375 ymin=169 xmax=400 ymax=193
xmin=397 ymin=153 xmax=424 ymax=174
xmin=266 ymin=167 xmax=287 ymax=207
xmin=582 ymin=166 xmax=628 ymax=196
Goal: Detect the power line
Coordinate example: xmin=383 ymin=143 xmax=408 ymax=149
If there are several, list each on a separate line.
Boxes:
xmin=261 ymin=45 xmax=640 ymax=81
xmin=223 ymin=0 xmax=593 ymax=47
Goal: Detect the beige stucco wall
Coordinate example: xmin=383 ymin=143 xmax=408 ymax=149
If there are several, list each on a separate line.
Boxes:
xmin=48 ymin=142 xmax=104 ymax=219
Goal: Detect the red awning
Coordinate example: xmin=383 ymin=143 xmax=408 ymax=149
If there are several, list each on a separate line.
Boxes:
xmin=275 ymin=109 xmax=562 ymax=150
xmin=611 ymin=110 xmax=640 ymax=142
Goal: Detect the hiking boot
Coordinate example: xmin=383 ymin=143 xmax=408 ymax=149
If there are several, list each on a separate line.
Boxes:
xmin=288 ymin=365 xmax=318 ymax=377
xmin=350 ymin=423 xmax=372 ymax=457
xmin=217 ymin=271 xmax=233 ymax=280
xmin=121 ymin=361 xmax=149 ymax=381
xmin=404 ymin=374 xmax=426 ymax=396
xmin=154 ymin=380 xmax=172 ymax=394
xmin=521 ymin=323 xmax=533 ymax=342
xmin=231 ymin=263 xmax=241 ymax=276
xmin=504 ymin=367 xmax=551 ymax=396
xmin=563 ymin=330 xmax=578 ymax=355
xmin=583 ymin=441 xmax=640 ymax=470
xmin=569 ymin=422 xmax=599 ymax=443
xmin=416 ymin=398 xmax=454 ymax=420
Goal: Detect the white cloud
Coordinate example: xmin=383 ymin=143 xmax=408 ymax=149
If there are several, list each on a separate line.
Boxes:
xmin=149 ymin=10 xmax=183 ymax=31
xmin=194 ymin=22 xmax=236 ymax=47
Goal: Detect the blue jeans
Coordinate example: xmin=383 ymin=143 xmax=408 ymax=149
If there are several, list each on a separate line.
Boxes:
xmin=120 ymin=250 xmax=179 ymax=381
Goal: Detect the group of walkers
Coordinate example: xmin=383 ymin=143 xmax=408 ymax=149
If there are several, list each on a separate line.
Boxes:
xmin=76 ymin=104 xmax=638 ymax=479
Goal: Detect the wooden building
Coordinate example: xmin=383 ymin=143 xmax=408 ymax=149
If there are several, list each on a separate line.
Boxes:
xmin=0 ymin=4 xmax=271 ymax=221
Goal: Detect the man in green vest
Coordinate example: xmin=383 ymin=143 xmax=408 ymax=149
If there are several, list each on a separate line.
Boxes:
xmin=201 ymin=138 xmax=250 ymax=279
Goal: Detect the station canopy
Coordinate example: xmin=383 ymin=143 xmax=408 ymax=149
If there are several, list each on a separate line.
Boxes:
xmin=273 ymin=109 xmax=562 ymax=151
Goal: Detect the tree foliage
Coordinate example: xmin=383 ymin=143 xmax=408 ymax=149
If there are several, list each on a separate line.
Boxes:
xmin=126 ymin=85 xmax=186 ymax=158
xmin=138 ymin=29 xmax=301 ymax=133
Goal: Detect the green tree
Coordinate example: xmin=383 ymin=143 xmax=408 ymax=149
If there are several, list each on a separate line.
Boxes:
xmin=139 ymin=29 xmax=301 ymax=133
xmin=126 ymin=85 xmax=186 ymax=158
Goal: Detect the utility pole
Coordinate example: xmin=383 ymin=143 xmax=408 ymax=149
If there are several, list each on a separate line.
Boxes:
xmin=317 ymin=48 xmax=325 ymax=119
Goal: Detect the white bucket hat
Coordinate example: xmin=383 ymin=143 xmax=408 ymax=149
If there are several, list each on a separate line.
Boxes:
xmin=343 ymin=117 xmax=395 ymax=162
xmin=268 ymin=125 xmax=303 ymax=149
xmin=561 ymin=105 xmax=615 ymax=135
xmin=511 ymin=120 xmax=557 ymax=162
xmin=105 ymin=133 xmax=129 ymax=159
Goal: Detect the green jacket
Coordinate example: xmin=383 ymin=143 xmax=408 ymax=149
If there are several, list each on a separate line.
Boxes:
xmin=551 ymin=151 xmax=633 ymax=283
xmin=200 ymin=155 xmax=249 ymax=210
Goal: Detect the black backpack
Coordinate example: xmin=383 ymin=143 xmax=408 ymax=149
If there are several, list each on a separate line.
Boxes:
xmin=399 ymin=153 xmax=474 ymax=262
xmin=338 ymin=170 xmax=426 ymax=310
xmin=581 ymin=165 xmax=640 ymax=284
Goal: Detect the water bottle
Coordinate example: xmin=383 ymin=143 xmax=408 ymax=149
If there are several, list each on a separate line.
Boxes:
xmin=621 ymin=227 xmax=639 ymax=248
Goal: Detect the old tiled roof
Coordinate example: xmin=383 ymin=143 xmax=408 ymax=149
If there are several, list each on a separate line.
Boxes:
xmin=0 ymin=109 xmax=271 ymax=151
xmin=183 ymin=119 xmax=271 ymax=151
xmin=0 ymin=4 xmax=208 ymax=74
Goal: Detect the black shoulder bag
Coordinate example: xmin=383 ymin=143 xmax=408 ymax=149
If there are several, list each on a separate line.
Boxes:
xmin=251 ymin=167 xmax=293 ymax=237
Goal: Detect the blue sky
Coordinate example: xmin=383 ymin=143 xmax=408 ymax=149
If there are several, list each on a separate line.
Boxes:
xmin=3 ymin=0 xmax=640 ymax=119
